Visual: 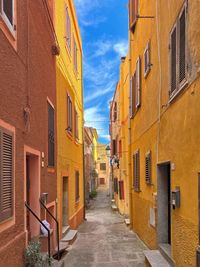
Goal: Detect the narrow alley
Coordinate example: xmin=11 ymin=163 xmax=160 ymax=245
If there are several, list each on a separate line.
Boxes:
xmin=63 ymin=186 xmax=147 ymax=267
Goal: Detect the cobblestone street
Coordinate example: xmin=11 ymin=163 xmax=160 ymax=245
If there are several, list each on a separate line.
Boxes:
xmin=63 ymin=186 xmax=147 ymax=267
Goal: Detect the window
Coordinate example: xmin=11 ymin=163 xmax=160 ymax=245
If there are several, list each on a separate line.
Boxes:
xmin=66 ymin=7 xmax=71 ymax=51
xmin=119 ymin=180 xmax=124 ymax=200
xmin=170 ymin=3 xmax=187 ymax=98
xmin=119 ymin=140 xmax=122 ymax=158
xmin=73 ymin=37 xmax=78 ymax=73
xmin=67 ymin=94 xmax=73 ymax=133
xmin=75 ymin=171 xmax=80 ymax=201
xmin=113 ymin=102 xmax=117 ymax=122
xmin=100 ymin=163 xmax=106 ymax=171
xmin=74 ymin=109 xmax=79 ymax=140
xmin=114 ymin=178 xmax=118 ymax=193
xmin=112 ymin=139 xmax=116 ymax=156
xmin=130 ymin=72 xmax=136 ymax=118
xmin=136 ymin=57 xmax=141 ymax=108
xmin=145 ymin=151 xmax=152 ymax=185
xmin=144 ymin=41 xmax=151 ymax=78
xmin=133 ymin=150 xmax=140 ymax=192
xmin=0 ymin=0 xmax=15 ymax=34
xmin=48 ymin=103 xmax=55 ymax=167
xmin=130 ymin=57 xmax=141 ymax=118
xmin=129 ymin=0 xmax=138 ymax=32
xmin=0 ymin=128 xmax=13 ymax=222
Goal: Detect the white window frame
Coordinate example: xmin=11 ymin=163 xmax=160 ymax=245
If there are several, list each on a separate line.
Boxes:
xmin=0 ymin=0 xmax=16 ymax=36
xmin=144 ymin=41 xmax=151 ymax=78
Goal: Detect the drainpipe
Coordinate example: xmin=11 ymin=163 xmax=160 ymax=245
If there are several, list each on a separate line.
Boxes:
xmin=81 ymin=53 xmax=86 ymax=221
xmin=128 ymin=20 xmax=133 ymax=227
xmin=155 ymin=0 xmax=162 ymax=164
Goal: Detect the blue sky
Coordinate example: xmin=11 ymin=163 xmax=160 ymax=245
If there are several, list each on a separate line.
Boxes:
xmin=74 ymin=0 xmax=128 ymax=144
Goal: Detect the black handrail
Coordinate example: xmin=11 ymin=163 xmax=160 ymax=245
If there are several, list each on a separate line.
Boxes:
xmin=39 ymin=199 xmax=60 ymax=261
xmin=25 ymin=202 xmax=51 ymax=260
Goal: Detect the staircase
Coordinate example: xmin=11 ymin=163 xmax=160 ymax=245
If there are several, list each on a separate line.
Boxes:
xmin=144 ymin=250 xmax=171 ymax=267
xmin=144 ymin=244 xmax=175 ymax=267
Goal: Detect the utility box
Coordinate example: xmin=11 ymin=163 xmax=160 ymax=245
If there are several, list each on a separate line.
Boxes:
xmin=172 ymin=186 xmax=180 ymax=209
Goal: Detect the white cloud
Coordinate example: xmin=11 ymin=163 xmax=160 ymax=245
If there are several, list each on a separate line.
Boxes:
xmin=74 ymin=0 xmax=106 ymax=27
xmin=84 ymin=81 xmax=115 ymax=103
xmin=113 ymin=40 xmax=128 ymax=57
xmin=84 ymin=106 xmax=109 ymax=142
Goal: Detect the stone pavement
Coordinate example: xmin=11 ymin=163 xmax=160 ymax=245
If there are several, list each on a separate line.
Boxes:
xmin=63 ymin=186 xmax=147 ymax=267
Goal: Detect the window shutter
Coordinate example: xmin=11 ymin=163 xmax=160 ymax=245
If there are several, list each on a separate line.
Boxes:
xmin=144 ymin=41 xmax=151 ymax=77
xmin=66 ymin=8 xmax=71 ymax=50
xmin=112 ymin=139 xmax=116 ymax=156
xmin=0 ymin=129 xmax=13 ymax=222
xmin=3 ymin=0 xmax=13 ymax=25
xmin=129 ymin=0 xmax=138 ymax=32
xmin=170 ymin=27 xmax=177 ymax=94
xmin=133 ymin=150 xmax=140 ymax=191
xmin=48 ymin=103 xmax=55 ymax=167
xmin=67 ymin=95 xmax=73 ymax=132
xmin=130 ymin=73 xmax=136 ymax=118
xmin=114 ymin=178 xmax=118 ymax=193
xmin=145 ymin=151 xmax=152 ymax=185
xmin=119 ymin=180 xmax=124 ymax=200
xmin=136 ymin=57 xmax=141 ymax=108
xmin=75 ymin=171 xmax=79 ymax=201
xmin=114 ymin=102 xmax=117 ymax=122
xmin=179 ymin=7 xmax=186 ymax=84
xmin=129 ymin=77 xmax=133 ymax=118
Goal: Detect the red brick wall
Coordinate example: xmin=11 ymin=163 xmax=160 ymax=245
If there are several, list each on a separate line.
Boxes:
xmin=0 ymin=0 xmax=57 ymax=265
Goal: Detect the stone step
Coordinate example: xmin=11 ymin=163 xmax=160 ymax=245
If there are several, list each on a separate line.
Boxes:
xmin=159 ymin=243 xmax=175 ymax=267
xmin=61 ymin=229 xmax=78 ymax=245
xmin=144 ymin=250 xmax=171 ymax=267
xmin=62 ymin=225 xmax=70 ymax=237
xmin=39 ymin=229 xmax=54 ymax=253
xmin=55 ymin=241 xmax=69 ymax=254
xmin=124 ymin=218 xmax=130 ymax=225
xmin=111 ymin=204 xmax=118 ymax=211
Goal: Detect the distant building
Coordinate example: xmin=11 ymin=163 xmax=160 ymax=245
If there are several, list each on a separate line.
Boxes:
xmin=84 ymin=127 xmax=98 ymax=200
xmin=96 ymin=144 xmax=110 ymax=188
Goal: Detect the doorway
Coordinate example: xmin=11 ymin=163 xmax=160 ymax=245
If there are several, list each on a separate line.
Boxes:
xmin=26 ymin=153 xmax=40 ymax=240
xmin=63 ymin=177 xmax=68 ymax=227
xmin=157 ymin=163 xmax=171 ymax=245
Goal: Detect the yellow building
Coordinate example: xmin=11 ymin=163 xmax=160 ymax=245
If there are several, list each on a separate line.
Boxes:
xmin=96 ymin=144 xmax=109 ymax=188
xmin=55 ymin=0 xmax=84 ymax=236
xmin=110 ymin=57 xmax=130 ymax=216
xmin=127 ymin=0 xmax=200 ymax=266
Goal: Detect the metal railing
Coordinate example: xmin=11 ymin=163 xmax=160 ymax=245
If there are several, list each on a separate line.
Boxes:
xmin=39 ymin=199 xmax=60 ymax=261
xmin=25 ymin=202 xmax=51 ymax=260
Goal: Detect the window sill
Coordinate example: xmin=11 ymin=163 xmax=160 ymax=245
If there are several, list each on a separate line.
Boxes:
xmin=47 ymin=167 xmax=55 ymax=173
xmin=65 ymin=44 xmax=72 ymax=59
xmin=0 ymin=216 xmax=15 ymax=233
xmin=75 ymin=198 xmax=80 ymax=205
xmin=0 ymin=15 xmax=16 ymax=50
xmin=169 ymin=80 xmax=188 ymax=104
xmin=66 ymin=130 xmax=74 ymax=141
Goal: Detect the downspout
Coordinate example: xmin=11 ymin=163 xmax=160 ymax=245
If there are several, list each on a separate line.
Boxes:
xmin=81 ymin=53 xmax=86 ymax=220
xmin=128 ymin=21 xmax=133 ymax=227
xmin=155 ymin=0 xmax=162 ymax=164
